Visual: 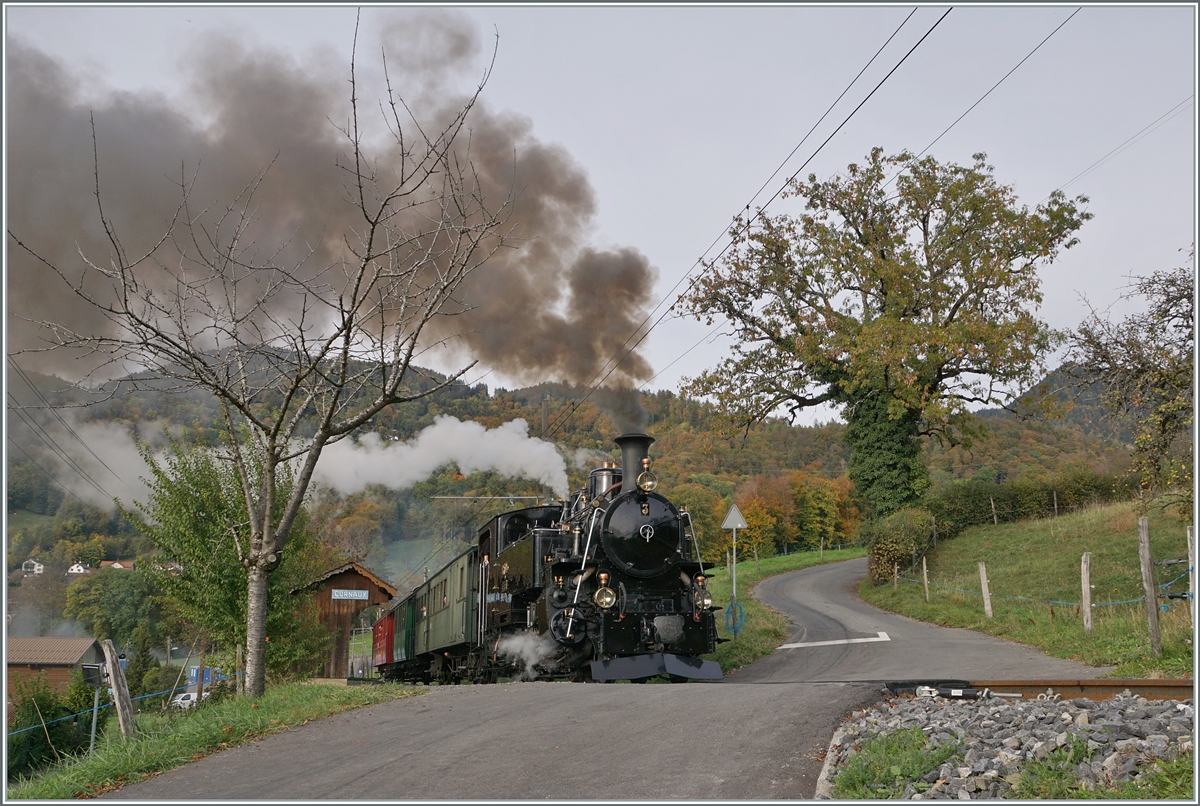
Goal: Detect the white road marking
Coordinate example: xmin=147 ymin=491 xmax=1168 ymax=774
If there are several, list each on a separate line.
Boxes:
xmin=777 ymin=631 xmax=890 ymax=650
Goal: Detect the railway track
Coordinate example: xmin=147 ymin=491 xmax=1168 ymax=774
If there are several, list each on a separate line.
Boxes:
xmin=884 ymin=678 xmax=1194 ymax=701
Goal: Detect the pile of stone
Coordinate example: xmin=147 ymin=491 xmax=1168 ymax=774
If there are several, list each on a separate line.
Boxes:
xmin=816 ymin=689 xmax=1193 ymax=799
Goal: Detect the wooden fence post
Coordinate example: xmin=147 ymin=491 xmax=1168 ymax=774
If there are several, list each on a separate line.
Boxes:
xmin=990 ymin=497 xmax=998 ymax=525
xmin=100 ymin=639 xmax=137 ymax=739
xmin=1138 ymin=516 xmax=1162 ymax=656
xmin=1188 ymin=525 xmax=1195 ymax=630
xmin=893 ymin=563 xmax=899 ymax=592
xmin=1053 ymin=490 xmax=1058 ymax=518
xmin=922 ymin=556 xmax=930 ymax=603
xmin=978 ymin=561 xmax=993 ymax=619
xmin=1081 ymin=552 xmax=1092 ymax=636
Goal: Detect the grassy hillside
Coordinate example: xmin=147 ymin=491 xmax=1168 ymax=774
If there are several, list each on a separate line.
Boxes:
xmin=859 ymin=502 xmax=1193 ymax=678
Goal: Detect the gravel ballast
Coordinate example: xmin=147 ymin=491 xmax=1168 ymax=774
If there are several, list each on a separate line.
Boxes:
xmin=816 ymin=690 xmax=1194 ymax=799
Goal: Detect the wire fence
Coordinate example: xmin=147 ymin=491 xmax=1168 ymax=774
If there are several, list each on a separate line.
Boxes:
xmin=6 ymin=671 xmax=241 ymax=739
xmin=892 ymin=565 xmax=1195 ymax=612
xmin=874 ymin=497 xmax=1195 ymax=631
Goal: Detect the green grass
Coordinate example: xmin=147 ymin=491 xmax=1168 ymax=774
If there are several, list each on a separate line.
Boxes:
xmin=831 ymin=726 xmax=961 ymax=799
xmin=6 ymin=510 xmax=54 ymax=536
xmin=1011 ymin=735 xmax=1193 ymax=799
xmin=859 ymin=501 xmax=1194 ymax=678
xmin=6 ymin=682 xmax=423 ymax=799
xmin=702 ymin=546 xmax=868 ymax=673
xmin=831 ymin=727 xmax=1193 ymax=800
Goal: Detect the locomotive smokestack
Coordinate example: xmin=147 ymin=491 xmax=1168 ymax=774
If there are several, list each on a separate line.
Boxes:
xmin=614 ymin=432 xmax=654 ymax=492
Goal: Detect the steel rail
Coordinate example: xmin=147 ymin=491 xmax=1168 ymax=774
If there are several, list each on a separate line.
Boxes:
xmin=883 ymin=678 xmax=1194 ymax=701
xmin=969 ymin=678 xmax=1195 ymax=701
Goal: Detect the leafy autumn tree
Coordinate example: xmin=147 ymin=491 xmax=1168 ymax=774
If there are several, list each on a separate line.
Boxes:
xmin=680 ymin=148 xmax=1091 ymax=517
xmin=739 ymin=475 xmax=797 ymax=553
xmin=128 ymin=436 xmax=336 ymax=683
xmin=667 ymin=482 xmax=724 ymax=562
xmin=1067 ymin=249 xmax=1194 ymax=512
xmin=788 ymin=471 xmax=842 ymax=551
xmin=63 ymin=566 xmax=163 ymax=649
xmin=734 ymin=496 xmax=779 ymax=567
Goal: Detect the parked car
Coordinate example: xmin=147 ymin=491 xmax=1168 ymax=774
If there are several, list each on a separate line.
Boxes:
xmin=169 ymin=692 xmax=210 ymax=710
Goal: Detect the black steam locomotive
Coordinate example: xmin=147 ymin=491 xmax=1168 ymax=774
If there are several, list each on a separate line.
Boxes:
xmin=372 ymin=432 xmax=723 ymax=682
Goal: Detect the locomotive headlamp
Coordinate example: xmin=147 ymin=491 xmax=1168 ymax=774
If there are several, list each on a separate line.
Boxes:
xmin=635 ymin=470 xmax=658 ymax=492
xmin=594 ymin=586 xmax=618 ymax=609
xmin=694 ymin=588 xmax=714 ymax=609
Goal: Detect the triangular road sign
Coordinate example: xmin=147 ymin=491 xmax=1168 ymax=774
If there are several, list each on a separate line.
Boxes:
xmin=721 ymin=504 xmax=748 ymax=530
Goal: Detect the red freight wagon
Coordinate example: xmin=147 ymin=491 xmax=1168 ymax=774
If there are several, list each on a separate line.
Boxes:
xmin=372 ymin=610 xmax=394 ymax=668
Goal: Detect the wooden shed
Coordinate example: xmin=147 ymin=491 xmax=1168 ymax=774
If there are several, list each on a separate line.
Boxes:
xmin=7 ymin=636 xmax=102 ymax=701
xmin=295 ymin=563 xmax=396 ymax=679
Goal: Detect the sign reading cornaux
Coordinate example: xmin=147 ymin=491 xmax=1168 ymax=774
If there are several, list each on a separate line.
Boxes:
xmin=331 ymin=589 xmax=370 ymax=600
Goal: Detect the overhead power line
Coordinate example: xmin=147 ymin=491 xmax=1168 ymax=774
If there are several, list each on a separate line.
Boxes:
xmin=7 ymin=356 xmax=124 ymax=482
xmin=1049 ymin=95 xmax=1195 ymax=198
xmin=538 ymin=6 xmax=954 ymax=445
xmin=7 ymin=394 xmax=115 ymax=501
xmin=642 ymin=6 xmax=1178 ymax=400
xmin=901 ymin=6 xmax=1082 ymax=169
xmin=6 ymin=436 xmax=90 ymax=507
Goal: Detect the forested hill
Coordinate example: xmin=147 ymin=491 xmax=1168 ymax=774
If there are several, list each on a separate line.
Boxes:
xmin=7 ymin=362 xmax=1129 ymax=497
xmin=7 ymin=362 xmax=1130 ymax=590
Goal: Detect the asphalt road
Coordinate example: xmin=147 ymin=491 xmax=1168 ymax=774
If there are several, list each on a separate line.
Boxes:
xmin=727 ymin=556 xmax=1113 ymax=684
xmin=105 ymin=557 xmax=1107 ymax=800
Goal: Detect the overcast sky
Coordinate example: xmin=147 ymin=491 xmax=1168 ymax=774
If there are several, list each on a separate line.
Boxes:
xmin=5 ymin=3 xmax=1196 ymax=423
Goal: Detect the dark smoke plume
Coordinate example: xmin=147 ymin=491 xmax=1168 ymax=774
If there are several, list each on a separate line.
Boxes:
xmin=6 ymin=11 xmax=657 ymax=402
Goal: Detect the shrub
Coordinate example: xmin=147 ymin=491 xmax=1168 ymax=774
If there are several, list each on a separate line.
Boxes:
xmin=923 ymin=466 xmax=1137 ymax=538
xmin=6 ymin=673 xmax=98 ymax=780
xmin=863 ymin=507 xmax=934 ymax=585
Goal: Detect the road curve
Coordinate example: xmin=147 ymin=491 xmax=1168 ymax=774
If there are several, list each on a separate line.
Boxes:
xmin=726 ymin=557 xmax=1112 ymax=684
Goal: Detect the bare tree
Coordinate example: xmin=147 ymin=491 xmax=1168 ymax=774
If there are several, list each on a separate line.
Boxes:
xmin=1067 ymin=247 xmax=1194 ymax=511
xmin=7 ymin=22 xmax=513 ymax=696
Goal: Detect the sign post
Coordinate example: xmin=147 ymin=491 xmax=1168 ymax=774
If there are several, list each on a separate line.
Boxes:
xmin=722 ymin=504 xmax=749 ymax=639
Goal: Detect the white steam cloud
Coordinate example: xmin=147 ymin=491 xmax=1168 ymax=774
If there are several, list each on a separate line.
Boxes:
xmin=496 ymin=631 xmax=559 ymax=681
xmin=570 ymin=447 xmax=609 ymax=470
xmin=313 ymin=416 xmax=569 ymax=499
xmin=48 ymin=417 xmax=172 ymax=511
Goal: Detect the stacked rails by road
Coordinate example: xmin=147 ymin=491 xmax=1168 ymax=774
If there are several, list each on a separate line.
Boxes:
xmin=372 ymin=432 xmax=724 ymax=683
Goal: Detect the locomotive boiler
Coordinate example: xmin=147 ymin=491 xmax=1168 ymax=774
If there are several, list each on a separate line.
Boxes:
xmin=373 ymin=432 xmax=724 ymax=683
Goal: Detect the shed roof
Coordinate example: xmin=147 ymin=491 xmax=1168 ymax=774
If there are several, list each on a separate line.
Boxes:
xmin=6 ymin=637 xmax=99 ymax=666
xmin=294 ymin=562 xmax=397 ymax=597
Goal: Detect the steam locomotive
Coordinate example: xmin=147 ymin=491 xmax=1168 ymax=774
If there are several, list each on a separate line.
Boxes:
xmin=372 ymin=432 xmax=724 ymax=683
